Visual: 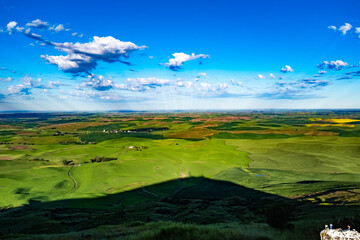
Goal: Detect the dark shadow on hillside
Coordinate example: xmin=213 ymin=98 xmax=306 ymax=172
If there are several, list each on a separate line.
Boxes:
xmin=0 ymin=177 xmax=348 ymax=236
xmin=0 ymin=177 xmax=298 ymax=236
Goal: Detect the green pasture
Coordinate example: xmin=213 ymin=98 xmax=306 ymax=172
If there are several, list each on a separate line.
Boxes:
xmin=0 ymin=137 xmax=251 ymax=207
xmin=1 ymin=113 xmax=360 ymax=211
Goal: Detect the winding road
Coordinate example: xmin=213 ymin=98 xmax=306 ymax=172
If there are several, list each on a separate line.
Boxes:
xmin=67 ymin=165 xmax=78 ymax=189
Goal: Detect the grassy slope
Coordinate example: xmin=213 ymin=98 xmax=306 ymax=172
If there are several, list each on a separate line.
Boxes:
xmin=0 ymin=138 xmax=251 ymax=207
xmin=217 ymin=136 xmax=360 ymax=197
xmin=2 ymin=135 xmax=360 ymax=206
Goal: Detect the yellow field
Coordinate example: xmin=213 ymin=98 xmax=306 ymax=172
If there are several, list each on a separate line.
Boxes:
xmin=306 ymin=123 xmax=355 ymax=127
xmin=309 ymin=118 xmax=360 ymax=123
xmin=330 ymin=118 xmax=360 ymax=123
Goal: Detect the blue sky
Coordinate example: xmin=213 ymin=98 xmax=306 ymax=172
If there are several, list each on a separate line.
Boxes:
xmin=0 ymin=0 xmax=360 ymax=111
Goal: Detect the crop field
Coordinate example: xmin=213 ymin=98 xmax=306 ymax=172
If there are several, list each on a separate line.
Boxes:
xmin=1 ymin=111 xmax=360 ymax=239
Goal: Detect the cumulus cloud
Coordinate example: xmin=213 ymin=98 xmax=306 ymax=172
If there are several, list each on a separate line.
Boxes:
xmin=0 ymin=77 xmax=12 ymax=82
xmin=42 ymin=36 xmax=147 ymax=75
xmin=257 ymin=74 xmax=265 ymax=79
xmin=230 ymin=79 xmax=245 ymax=87
xmin=26 ymin=19 xmax=49 ymax=29
xmin=123 ymin=77 xmax=171 ymax=91
xmin=176 ymin=80 xmax=193 ymax=88
xmin=41 ymin=53 xmax=94 ymax=73
xmin=276 ymin=78 xmax=330 ymax=91
xmin=52 ymin=24 xmax=64 ymax=33
xmin=64 ymin=89 xmax=128 ymax=101
xmin=339 ymin=23 xmax=352 ymax=35
xmin=197 ymin=72 xmax=207 ymax=77
xmin=81 ymin=74 xmax=115 ymax=91
xmin=161 ymin=52 xmax=209 ymax=71
xmin=24 ymin=30 xmax=42 ymax=40
xmin=72 ymin=32 xmax=84 ymax=37
xmin=280 ymin=65 xmax=294 ymax=73
xmin=47 ymin=81 xmax=68 ymax=89
xmin=196 ymin=82 xmax=229 ymax=95
xmin=328 ymin=25 xmax=337 ymax=31
xmin=7 ymin=21 xmax=17 ymax=34
xmin=356 ymin=27 xmax=360 ymax=38
xmin=317 ymin=60 xmax=348 ymax=70
xmin=263 ymin=78 xmax=330 ymax=99
xmin=269 ymin=73 xmax=275 ymax=79
xmin=7 ymin=75 xmax=44 ymax=95
xmin=8 ymin=85 xmax=30 ymax=95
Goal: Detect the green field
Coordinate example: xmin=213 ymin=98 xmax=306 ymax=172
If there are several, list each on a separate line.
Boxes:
xmin=1 ymin=111 xmax=360 ymax=239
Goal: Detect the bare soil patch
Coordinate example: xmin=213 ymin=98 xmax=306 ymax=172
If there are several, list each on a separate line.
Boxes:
xmin=10 ymin=145 xmax=32 ymax=150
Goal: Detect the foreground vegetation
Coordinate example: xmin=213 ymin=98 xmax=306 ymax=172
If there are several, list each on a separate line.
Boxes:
xmin=1 ymin=110 xmax=360 ymax=239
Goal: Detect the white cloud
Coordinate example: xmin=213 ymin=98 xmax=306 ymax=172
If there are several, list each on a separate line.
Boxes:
xmin=41 ymin=54 xmax=92 ymax=72
xmin=7 ymin=75 xmax=45 ymax=95
xmin=22 ymin=75 xmax=42 ymax=87
xmin=72 ymin=32 xmax=83 ymax=37
xmin=264 ymin=79 xmax=331 ymax=98
xmin=317 ymin=60 xmax=348 ymax=70
xmin=339 ymin=23 xmax=352 ymax=35
xmin=328 ymin=25 xmax=337 ymax=31
xmin=280 ymin=65 xmax=294 ymax=73
xmin=42 ymin=36 xmax=147 ymax=74
xmin=16 ymin=26 xmax=24 ymax=32
xmin=65 ymin=89 xmax=125 ymax=101
xmin=269 ymin=73 xmax=275 ymax=79
xmin=230 ymin=79 xmax=245 ymax=87
xmin=7 ymin=21 xmax=17 ymax=34
xmin=356 ymin=27 xmax=360 ymax=38
xmin=124 ymin=77 xmax=171 ymax=91
xmin=8 ymin=85 xmax=27 ymax=94
xmin=53 ymin=24 xmax=64 ymax=33
xmin=318 ymin=70 xmax=327 ymax=74
xmin=196 ymin=82 xmax=229 ymax=94
xmin=82 ymin=74 xmax=115 ymax=91
xmin=47 ymin=81 xmax=67 ymax=89
xmin=197 ymin=72 xmax=207 ymax=77
xmin=176 ymin=80 xmax=193 ymax=88
xmin=257 ymin=74 xmax=265 ymax=79
xmin=0 ymin=77 xmax=12 ymax=82
xmin=26 ymin=19 xmax=49 ymax=29
xmin=162 ymin=52 xmax=209 ymax=71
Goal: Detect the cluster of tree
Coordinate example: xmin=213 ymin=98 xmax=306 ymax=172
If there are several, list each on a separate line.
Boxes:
xmin=62 ymin=160 xmax=74 ymax=166
xmin=1 ymin=142 xmax=35 ymax=145
xmin=127 ymin=127 xmax=169 ymax=133
xmin=59 ymin=141 xmax=78 ymax=144
xmin=53 ymin=131 xmax=65 ymax=136
xmin=29 ymin=158 xmax=49 ymax=162
xmin=90 ymin=156 xmax=118 ymax=163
